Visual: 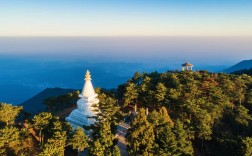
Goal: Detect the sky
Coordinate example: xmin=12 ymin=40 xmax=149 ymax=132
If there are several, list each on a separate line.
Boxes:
xmin=0 ymin=1 xmax=251 ymax=66
xmin=0 ymin=0 xmax=252 ymax=36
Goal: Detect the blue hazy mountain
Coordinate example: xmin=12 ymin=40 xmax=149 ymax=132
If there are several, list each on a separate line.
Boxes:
xmin=0 ymin=56 xmax=228 ymax=105
xmin=0 ymin=57 xmax=167 ymax=105
xmin=20 ymin=88 xmax=75 ymax=114
xmin=224 ymin=59 xmax=252 ymax=73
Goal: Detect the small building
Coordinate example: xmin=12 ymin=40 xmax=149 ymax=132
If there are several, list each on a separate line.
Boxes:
xmin=182 ymin=62 xmax=193 ymax=71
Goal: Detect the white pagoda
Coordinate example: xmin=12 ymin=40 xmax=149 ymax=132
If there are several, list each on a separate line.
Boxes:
xmin=66 ymin=70 xmax=99 ymax=129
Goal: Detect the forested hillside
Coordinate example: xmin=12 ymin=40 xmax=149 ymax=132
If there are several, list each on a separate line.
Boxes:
xmin=120 ymin=70 xmax=252 ymax=155
xmin=1 ymin=70 xmax=252 ymax=155
xmin=232 ymin=68 xmax=252 ymax=76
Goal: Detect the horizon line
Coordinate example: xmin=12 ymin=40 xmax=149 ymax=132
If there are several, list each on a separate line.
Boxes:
xmin=1 ymin=35 xmax=252 ymax=38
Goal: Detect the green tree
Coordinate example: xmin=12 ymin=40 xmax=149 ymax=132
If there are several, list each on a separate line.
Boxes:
xmin=33 ymin=112 xmax=53 ymax=144
xmin=0 ymin=126 xmax=21 ymax=155
xmin=0 ymin=103 xmax=22 ymax=126
xmin=98 ymin=92 xmax=120 ymax=123
xmin=154 ymin=124 xmax=178 ymax=155
xmin=68 ymin=127 xmax=89 ymax=156
xmin=173 ymin=120 xmax=193 ymax=156
xmin=148 ymin=110 xmax=160 ymax=127
xmin=40 ymin=131 xmax=66 ymax=156
xmin=235 ymin=105 xmax=252 ymax=127
xmin=242 ymin=137 xmax=252 ymax=156
xmin=112 ymin=145 xmax=121 ymax=156
xmin=155 ymin=83 xmax=167 ymax=105
xmin=127 ymin=108 xmax=155 ymax=155
xmin=90 ymin=121 xmax=114 ymax=156
xmin=234 ymin=77 xmax=246 ymax=106
xmin=132 ymin=71 xmax=142 ymax=86
xmin=123 ymin=82 xmax=138 ymax=107
xmin=43 ymin=97 xmax=56 ymax=112
xmin=159 ymin=107 xmax=174 ymax=127
xmin=40 ymin=120 xmax=67 ymax=156
xmin=148 ymin=107 xmax=174 ymax=128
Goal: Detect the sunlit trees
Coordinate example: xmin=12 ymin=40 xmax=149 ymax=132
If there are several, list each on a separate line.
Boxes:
xmin=155 ymin=83 xmax=167 ymax=106
xmin=33 ymin=112 xmax=53 ymax=144
xmin=0 ymin=103 xmax=22 ymax=126
xmin=173 ymin=120 xmax=193 ymax=155
xmin=112 ymin=145 xmax=121 ymax=156
xmin=242 ymin=137 xmax=252 ymax=156
xmin=123 ymin=82 xmax=138 ymax=107
xmin=0 ymin=103 xmax=35 ymax=155
xmin=154 ymin=124 xmax=177 ymax=155
xmin=97 ymin=91 xmax=120 ymax=124
xmin=127 ymin=108 xmax=155 ymax=155
xmin=68 ymin=127 xmax=89 ymax=156
xmin=40 ymin=131 xmax=66 ymax=156
xmin=132 ymin=71 xmax=142 ymax=86
xmin=1 ymin=69 xmax=252 ymax=155
xmin=89 ymin=121 xmax=114 ymax=156
xmin=0 ymin=126 xmax=20 ymax=155
xmin=234 ymin=105 xmax=252 ymax=129
xmin=40 ymin=118 xmax=67 ymax=156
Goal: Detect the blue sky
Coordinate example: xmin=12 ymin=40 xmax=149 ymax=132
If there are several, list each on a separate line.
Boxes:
xmin=1 ymin=0 xmax=252 ymax=36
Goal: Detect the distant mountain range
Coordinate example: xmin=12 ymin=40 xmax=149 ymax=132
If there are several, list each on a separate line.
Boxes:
xmin=224 ymin=59 xmax=252 ymax=73
xmin=2 ymin=56 xmax=251 ymax=105
xmin=19 ymin=88 xmax=75 ymax=114
xmin=18 ymin=59 xmax=252 ymax=114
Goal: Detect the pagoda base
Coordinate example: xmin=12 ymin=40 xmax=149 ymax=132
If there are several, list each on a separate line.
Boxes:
xmin=65 ymin=109 xmax=96 ymax=129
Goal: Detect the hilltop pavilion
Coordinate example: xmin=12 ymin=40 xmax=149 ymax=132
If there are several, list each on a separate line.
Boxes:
xmin=66 ymin=70 xmax=99 ymax=129
xmin=182 ymin=62 xmax=193 ymax=71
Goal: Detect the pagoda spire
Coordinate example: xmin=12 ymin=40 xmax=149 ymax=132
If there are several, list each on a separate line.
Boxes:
xmin=80 ymin=70 xmax=95 ymax=98
xmin=85 ymin=70 xmax=92 ymax=80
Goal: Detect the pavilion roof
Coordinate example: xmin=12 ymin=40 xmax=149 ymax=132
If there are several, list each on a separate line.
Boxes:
xmin=182 ymin=62 xmax=193 ymax=66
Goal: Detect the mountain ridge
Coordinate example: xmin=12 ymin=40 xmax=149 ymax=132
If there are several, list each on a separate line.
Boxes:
xmin=19 ymin=87 xmax=76 ymax=114
xmin=224 ymin=59 xmax=252 ymax=73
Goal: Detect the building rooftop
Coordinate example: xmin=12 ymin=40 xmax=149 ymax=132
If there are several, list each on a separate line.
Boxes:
xmin=182 ymin=62 xmax=193 ymax=67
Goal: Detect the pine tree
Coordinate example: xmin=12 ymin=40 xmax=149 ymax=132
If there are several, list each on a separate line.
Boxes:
xmin=123 ymin=82 xmax=138 ymax=106
xmin=173 ymin=120 xmax=193 ymax=156
xmin=148 ymin=110 xmax=160 ymax=127
xmin=0 ymin=103 xmax=22 ymax=126
xmin=89 ymin=121 xmax=114 ymax=155
xmin=148 ymin=107 xmax=174 ymax=128
xmin=132 ymin=71 xmax=142 ymax=86
xmin=32 ymin=112 xmax=53 ymax=144
xmin=98 ymin=92 xmax=120 ymax=123
xmin=43 ymin=97 xmax=57 ymax=112
xmin=40 ymin=131 xmax=66 ymax=156
xmin=127 ymin=108 xmax=155 ymax=155
xmin=0 ymin=126 xmax=21 ymax=155
xmin=155 ymin=83 xmax=167 ymax=105
xmin=235 ymin=105 xmax=252 ymax=127
xmin=40 ymin=120 xmax=67 ymax=156
xmin=242 ymin=137 xmax=252 ymax=156
xmin=155 ymin=124 xmax=177 ymax=155
xmin=68 ymin=127 xmax=89 ymax=156
xmin=112 ymin=145 xmax=121 ymax=156
xmin=159 ymin=107 xmax=174 ymax=127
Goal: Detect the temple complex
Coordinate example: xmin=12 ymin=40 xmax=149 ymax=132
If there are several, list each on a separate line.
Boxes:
xmin=66 ymin=70 xmax=99 ymax=129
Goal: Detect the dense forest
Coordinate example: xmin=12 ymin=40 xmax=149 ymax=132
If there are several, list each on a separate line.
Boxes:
xmin=232 ymin=68 xmax=252 ymax=76
xmin=1 ymin=70 xmax=252 ymax=156
xmin=120 ymin=70 xmax=252 ymax=156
